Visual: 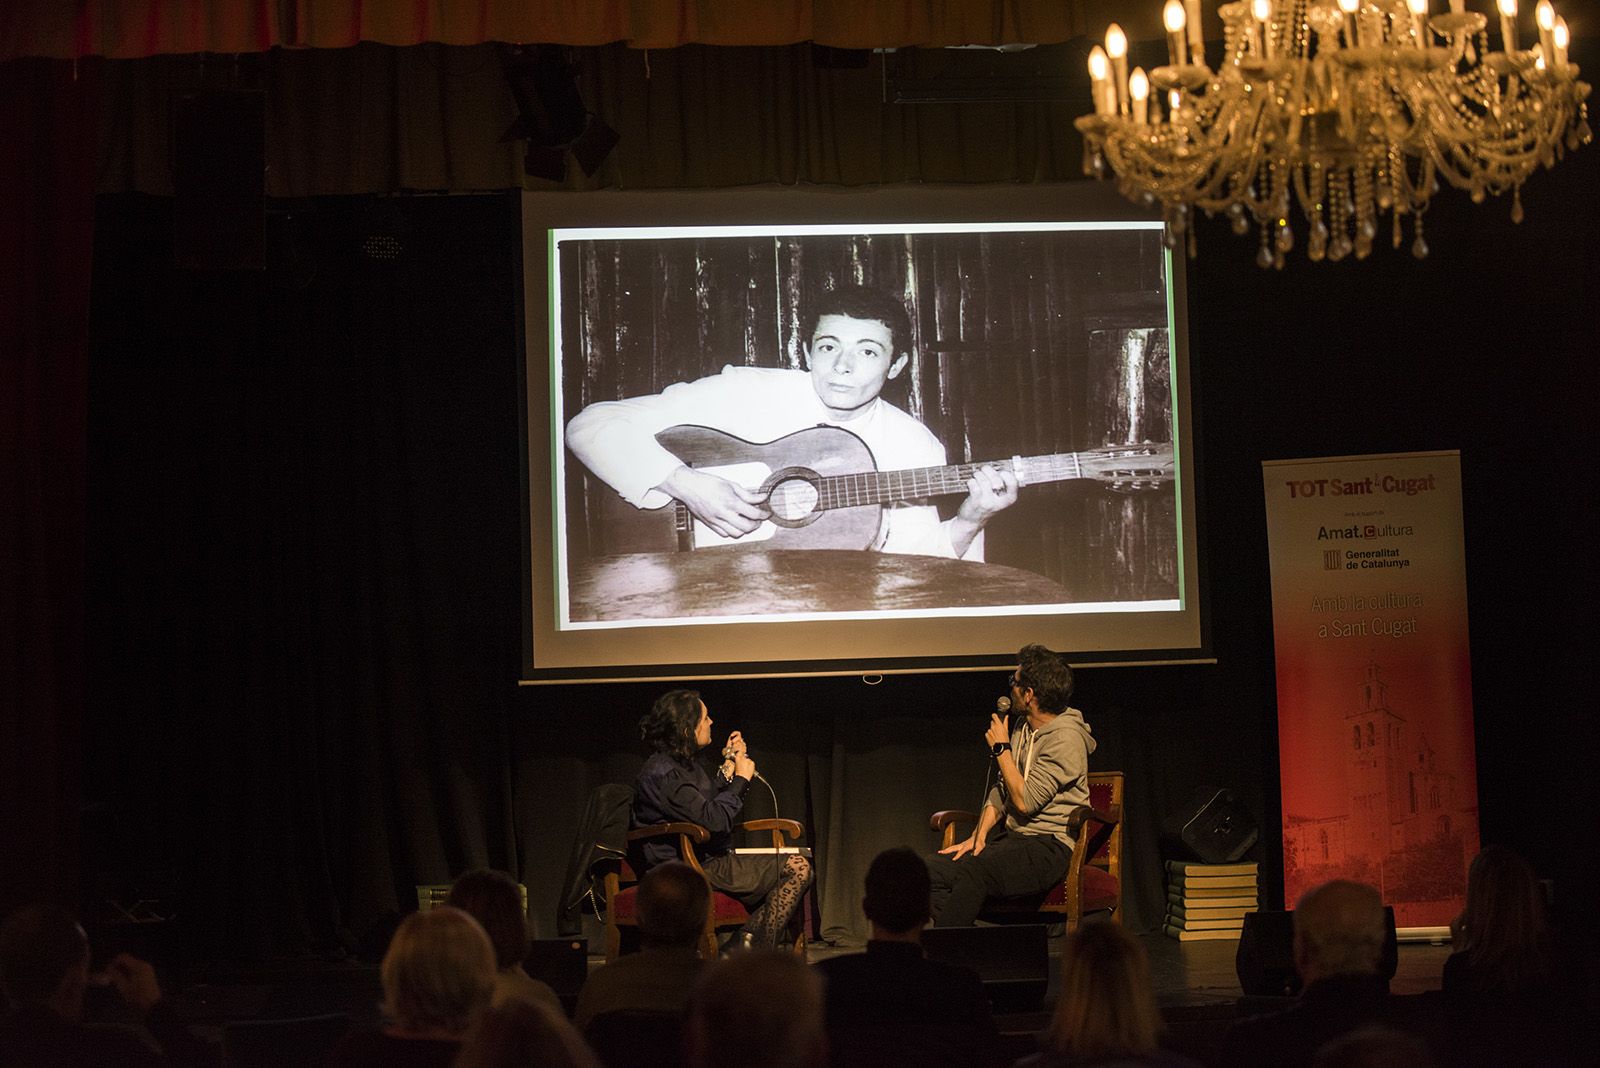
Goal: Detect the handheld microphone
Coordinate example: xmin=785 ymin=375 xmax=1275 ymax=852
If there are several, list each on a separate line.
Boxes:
xmin=996 ymin=695 xmax=1011 ymax=716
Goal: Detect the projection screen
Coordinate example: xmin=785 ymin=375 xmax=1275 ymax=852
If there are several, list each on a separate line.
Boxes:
xmin=520 ymin=185 xmax=1205 ymax=682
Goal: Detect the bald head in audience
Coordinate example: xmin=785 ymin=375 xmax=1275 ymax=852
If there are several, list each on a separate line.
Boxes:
xmin=1294 ymin=880 xmax=1387 ymax=985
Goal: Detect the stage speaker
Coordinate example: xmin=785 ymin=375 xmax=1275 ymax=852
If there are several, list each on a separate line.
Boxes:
xmin=1179 ymin=789 xmax=1259 ymax=864
xmin=921 ymin=924 xmax=1049 ymax=1010
xmin=1236 ymin=907 xmax=1399 ymax=996
xmin=174 ymin=91 xmax=264 ymax=270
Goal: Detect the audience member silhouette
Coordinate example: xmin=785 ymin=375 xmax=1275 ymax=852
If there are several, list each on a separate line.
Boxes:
xmin=1015 ymin=920 xmax=1197 ymax=1068
xmin=454 ymin=999 xmax=599 ymax=1068
xmin=1437 ymin=846 xmax=1588 ymax=1066
xmin=1218 ymin=880 xmax=1420 ymax=1068
xmin=446 ymin=868 xmax=564 ymax=1016
xmin=577 ymin=860 xmax=710 ymax=1029
xmin=816 ymin=847 xmax=998 ymax=1067
xmin=0 ymin=902 xmax=218 ymax=1067
xmin=1444 ymin=845 xmax=1553 ymax=996
xmin=685 ymin=951 xmax=827 ymax=1068
xmin=329 ymin=906 xmax=496 ymax=1068
xmin=1309 ymin=1026 xmax=1435 ymax=1068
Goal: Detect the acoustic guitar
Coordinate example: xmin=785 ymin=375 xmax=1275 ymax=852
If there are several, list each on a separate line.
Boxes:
xmin=595 ymin=424 xmax=1174 ymax=554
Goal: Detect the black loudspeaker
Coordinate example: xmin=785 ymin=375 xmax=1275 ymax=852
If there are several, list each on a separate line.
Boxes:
xmin=921 ymin=924 xmax=1049 ymax=1010
xmin=1235 ymin=907 xmax=1399 ymax=996
xmin=1180 ymin=789 xmax=1259 ymax=864
xmin=525 ymin=937 xmax=588 ymax=1012
xmin=174 ymin=91 xmax=265 ymax=270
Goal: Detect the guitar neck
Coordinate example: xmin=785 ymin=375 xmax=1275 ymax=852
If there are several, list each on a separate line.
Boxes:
xmin=818 ymin=454 xmax=1086 ymax=509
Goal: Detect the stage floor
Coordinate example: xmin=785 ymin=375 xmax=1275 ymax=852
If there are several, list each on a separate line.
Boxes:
xmin=805 ymin=929 xmax=1452 ymax=1011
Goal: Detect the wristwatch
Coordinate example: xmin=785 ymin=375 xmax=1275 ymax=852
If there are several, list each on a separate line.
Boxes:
xmin=990 ymin=740 xmax=1012 ymax=758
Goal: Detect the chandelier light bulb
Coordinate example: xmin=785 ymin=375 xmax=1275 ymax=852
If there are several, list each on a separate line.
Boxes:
xmin=1163 ymin=0 xmax=1191 ymax=65
xmin=1130 ymin=68 xmax=1150 ymax=101
xmin=1496 ymin=0 xmax=1519 ymax=49
xmin=1105 ymin=23 xmax=1127 ymax=59
xmin=1088 ymin=46 xmax=1109 ymax=81
xmin=1088 ymin=45 xmax=1113 ymax=116
xmin=1337 ymin=0 xmax=1359 ymax=14
xmin=1409 ymin=0 xmax=1429 ymax=11
xmin=1254 ymin=0 xmax=1273 ymax=20
xmin=1129 ymin=67 xmax=1150 ymax=125
xmin=1536 ymin=0 xmax=1555 ymax=31
xmin=1554 ymin=17 xmax=1569 ymax=47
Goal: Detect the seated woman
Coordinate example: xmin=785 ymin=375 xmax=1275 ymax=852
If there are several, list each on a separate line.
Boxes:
xmin=330 ymin=907 xmax=496 ymax=1068
xmin=1015 ymin=921 xmax=1198 ymax=1068
xmin=631 ymin=689 xmax=811 ymax=950
xmin=1444 ymin=845 xmax=1553 ymax=996
xmin=1439 ymin=846 xmax=1584 ymax=1066
xmin=446 ymin=869 xmax=564 ymax=1016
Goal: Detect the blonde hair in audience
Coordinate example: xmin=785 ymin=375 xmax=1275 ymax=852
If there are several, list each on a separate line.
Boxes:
xmin=1043 ymin=921 xmax=1163 ymax=1059
xmin=380 ymin=906 xmax=497 ymax=1036
xmin=455 ymin=1000 xmax=600 ymax=1068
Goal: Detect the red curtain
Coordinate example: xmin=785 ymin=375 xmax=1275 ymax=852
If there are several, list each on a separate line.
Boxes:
xmin=1 ymin=1 xmax=1157 ymax=59
xmin=0 ymin=58 xmax=98 ymax=915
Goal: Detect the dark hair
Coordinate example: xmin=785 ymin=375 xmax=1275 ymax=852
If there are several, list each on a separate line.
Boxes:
xmin=640 ymin=689 xmax=704 ymax=761
xmin=1453 ymin=846 xmax=1552 ymax=992
xmin=447 ymin=869 xmax=530 ymax=970
xmin=802 ymin=284 xmax=914 ymax=361
xmin=1018 ymin=643 xmax=1073 ymax=714
xmin=0 ymin=903 xmax=89 ymax=1005
xmin=862 ymin=848 xmax=931 ymax=935
xmin=638 ymin=861 xmax=712 ymax=949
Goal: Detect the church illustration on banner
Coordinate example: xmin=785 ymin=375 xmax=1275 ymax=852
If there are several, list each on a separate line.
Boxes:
xmin=1283 ymin=662 xmax=1479 ymax=925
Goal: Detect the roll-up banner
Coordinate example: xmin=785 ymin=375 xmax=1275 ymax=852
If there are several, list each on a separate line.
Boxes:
xmin=1262 ymin=451 xmax=1479 ymax=935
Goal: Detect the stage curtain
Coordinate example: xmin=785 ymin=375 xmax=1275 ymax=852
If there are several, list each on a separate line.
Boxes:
xmin=2 ymin=1 xmax=1162 ymax=60
xmin=93 ymin=42 xmax=1090 ymax=198
xmin=0 ymin=59 xmax=98 ymax=918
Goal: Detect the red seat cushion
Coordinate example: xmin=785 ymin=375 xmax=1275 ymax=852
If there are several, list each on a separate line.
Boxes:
xmin=1080 ymin=864 xmax=1119 ymax=912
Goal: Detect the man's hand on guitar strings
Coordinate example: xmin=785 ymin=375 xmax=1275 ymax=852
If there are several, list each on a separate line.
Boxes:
xmin=957 ymin=464 xmax=1021 ymax=524
xmin=659 ymin=464 xmax=770 ymax=539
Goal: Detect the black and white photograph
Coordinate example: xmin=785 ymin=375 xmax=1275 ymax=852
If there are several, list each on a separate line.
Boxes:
xmin=551 ymin=222 xmax=1181 ymax=628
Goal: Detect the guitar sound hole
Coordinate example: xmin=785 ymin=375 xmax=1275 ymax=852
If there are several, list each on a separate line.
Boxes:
xmin=767 ymin=476 xmax=821 ymax=526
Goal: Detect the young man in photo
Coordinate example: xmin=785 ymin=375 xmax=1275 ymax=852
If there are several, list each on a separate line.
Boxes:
xmin=565 ymin=284 xmax=1018 ymax=560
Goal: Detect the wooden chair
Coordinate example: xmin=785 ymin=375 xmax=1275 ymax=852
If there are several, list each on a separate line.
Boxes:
xmin=930 ymin=770 xmax=1123 ymax=932
xmin=599 ymin=817 xmax=807 ymax=961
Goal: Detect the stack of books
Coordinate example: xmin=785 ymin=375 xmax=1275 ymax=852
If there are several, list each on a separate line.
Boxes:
xmin=1163 ymin=860 xmax=1258 ymax=941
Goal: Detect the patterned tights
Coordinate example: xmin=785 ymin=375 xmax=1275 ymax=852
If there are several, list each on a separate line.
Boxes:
xmin=744 ymin=854 xmax=813 ymax=948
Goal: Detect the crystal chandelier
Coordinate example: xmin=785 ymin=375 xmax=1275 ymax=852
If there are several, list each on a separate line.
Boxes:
xmin=1074 ymin=0 xmax=1592 ymax=265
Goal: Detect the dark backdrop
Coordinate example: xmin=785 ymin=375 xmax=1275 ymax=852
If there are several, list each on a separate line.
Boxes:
xmin=79 ymin=164 xmax=1598 ymax=961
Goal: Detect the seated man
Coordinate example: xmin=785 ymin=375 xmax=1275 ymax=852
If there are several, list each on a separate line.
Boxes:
xmin=575 ymin=861 xmax=711 ymax=1030
xmin=925 ymin=643 xmax=1095 ymax=927
xmin=0 ymin=902 xmax=218 ymax=1067
xmin=817 ymin=848 xmax=997 ymax=1067
xmin=566 ymin=284 xmax=1017 ymax=559
xmin=1220 ymin=880 xmax=1428 ymax=1067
